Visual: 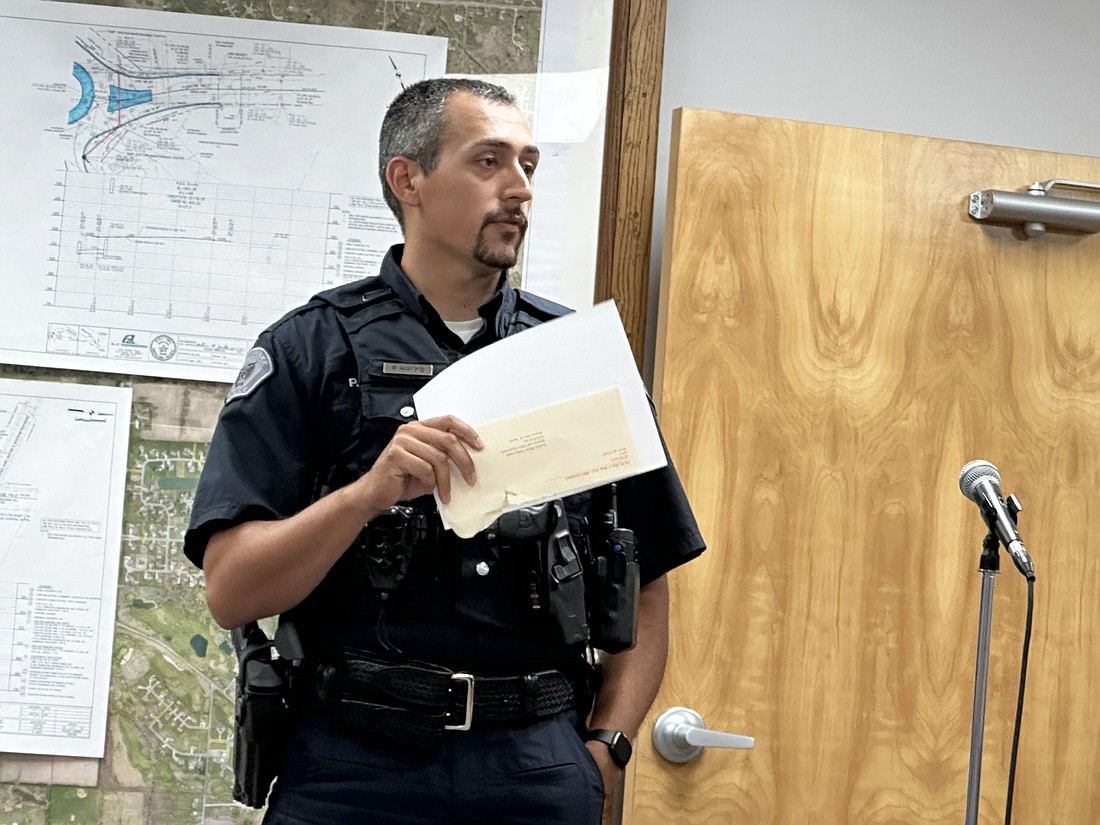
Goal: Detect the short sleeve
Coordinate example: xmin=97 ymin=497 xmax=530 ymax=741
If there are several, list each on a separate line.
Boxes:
xmin=618 ymin=428 xmax=706 ymax=584
xmin=184 ymin=318 xmax=322 ymax=568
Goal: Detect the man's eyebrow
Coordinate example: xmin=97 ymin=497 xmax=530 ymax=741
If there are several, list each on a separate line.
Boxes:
xmin=471 ymin=139 xmax=541 ymax=159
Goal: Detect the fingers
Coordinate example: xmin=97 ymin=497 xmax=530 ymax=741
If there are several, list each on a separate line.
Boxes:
xmin=394 ymin=434 xmax=457 ymax=503
xmin=388 ymin=416 xmax=482 ymax=503
xmin=420 ymin=415 xmax=483 ymax=451
xmin=416 ymin=416 xmax=482 ymax=485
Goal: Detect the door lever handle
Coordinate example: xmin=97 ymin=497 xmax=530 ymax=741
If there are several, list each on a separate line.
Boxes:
xmin=652 ymin=706 xmax=755 ymax=763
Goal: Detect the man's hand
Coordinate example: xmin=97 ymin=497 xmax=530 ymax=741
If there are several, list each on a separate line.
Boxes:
xmin=358 ymin=415 xmax=483 ymax=512
xmin=586 ymin=740 xmax=621 ymax=822
xmin=202 ymin=415 xmax=483 ymax=628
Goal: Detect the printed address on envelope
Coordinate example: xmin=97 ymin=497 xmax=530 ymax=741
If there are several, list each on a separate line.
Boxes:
xmin=441 ymin=386 xmax=639 ymax=537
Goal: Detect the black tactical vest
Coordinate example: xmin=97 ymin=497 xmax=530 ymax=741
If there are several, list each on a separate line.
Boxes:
xmin=287 ymin=275 xmax=586 ymax=661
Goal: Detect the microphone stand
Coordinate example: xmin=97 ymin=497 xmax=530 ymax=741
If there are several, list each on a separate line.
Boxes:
xmin=964 ymin=531 xmax=1000 ymax=825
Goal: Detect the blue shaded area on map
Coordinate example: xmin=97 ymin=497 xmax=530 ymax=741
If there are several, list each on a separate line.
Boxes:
xmin=68 ymin=62 xmax=95 ymax=124
xmin=108 ymin=84 xmax=154 ymax=113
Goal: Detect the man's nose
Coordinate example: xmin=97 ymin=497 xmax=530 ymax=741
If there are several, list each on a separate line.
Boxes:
xmin=503 ymin=162 xmax=534 ymax=203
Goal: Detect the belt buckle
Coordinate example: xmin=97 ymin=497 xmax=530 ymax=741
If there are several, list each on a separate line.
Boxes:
xmin=444 ymin=672 xmax=475 ymax=731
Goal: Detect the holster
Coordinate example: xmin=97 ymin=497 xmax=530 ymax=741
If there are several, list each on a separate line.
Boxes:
xmin=231 ymin=622 xmax=295 ymax=808
xmin=495 ymin=500 xmax=588 ymax=645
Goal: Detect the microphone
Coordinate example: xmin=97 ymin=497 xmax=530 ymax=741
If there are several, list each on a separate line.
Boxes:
xmin=958 ymin=460 xmax=1035 ymax=580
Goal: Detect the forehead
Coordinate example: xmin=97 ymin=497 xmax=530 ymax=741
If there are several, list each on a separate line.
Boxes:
xmin=441 ymin=92 xmax=535 ymax=152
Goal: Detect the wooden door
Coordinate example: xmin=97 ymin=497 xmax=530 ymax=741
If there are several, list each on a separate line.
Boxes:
xmin=627 ymin=110 xmax=1100 ymax=824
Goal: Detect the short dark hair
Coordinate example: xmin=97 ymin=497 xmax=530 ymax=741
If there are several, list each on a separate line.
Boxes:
xmin=378 ymin=78 xmax=519 ymax=228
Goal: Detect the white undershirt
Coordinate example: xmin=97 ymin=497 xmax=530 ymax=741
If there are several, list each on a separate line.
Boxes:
xmin=443 ymin=318 xmax=485 ymax=344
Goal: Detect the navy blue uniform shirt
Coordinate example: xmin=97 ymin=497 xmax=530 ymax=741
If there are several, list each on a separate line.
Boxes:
xmin=185 ymin=245 xmax=704 ymax=672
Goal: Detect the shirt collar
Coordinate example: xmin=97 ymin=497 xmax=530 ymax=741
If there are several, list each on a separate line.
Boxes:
xmin=379 ymin=244 xmax=515 ymax=345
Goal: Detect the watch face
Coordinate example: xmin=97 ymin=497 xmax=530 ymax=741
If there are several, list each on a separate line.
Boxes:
xmin=609 ymin=732 xmax=632 ymax=767
xmin=589 ymin=729 xmax=632 ymax=767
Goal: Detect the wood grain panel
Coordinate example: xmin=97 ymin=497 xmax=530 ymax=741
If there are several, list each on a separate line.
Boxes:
xmin=634 ymin=109 xmax=1100 ymax=824
xmin=595 ymin=0 xmax=667 ymax=369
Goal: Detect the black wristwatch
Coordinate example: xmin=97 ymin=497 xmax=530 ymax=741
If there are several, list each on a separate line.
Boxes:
xmin=585 ymin=728 xmax=632 ymax=768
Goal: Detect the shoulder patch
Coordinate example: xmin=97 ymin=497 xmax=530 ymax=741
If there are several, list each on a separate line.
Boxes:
xmin=226 ymin=347 xmax=275 ymax=403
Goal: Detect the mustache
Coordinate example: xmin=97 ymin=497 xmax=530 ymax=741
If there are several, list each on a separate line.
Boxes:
xmin=481 ymin=209 xmax=528 ymax=230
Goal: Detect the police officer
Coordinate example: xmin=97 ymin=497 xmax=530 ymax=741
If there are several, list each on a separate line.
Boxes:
xmin=184 ymin=78 xmax=705 ymax=824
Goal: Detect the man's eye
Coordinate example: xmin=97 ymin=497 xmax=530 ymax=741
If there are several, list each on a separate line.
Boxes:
xmin=523 ymin=164 xmax=537 ymax=177
xmin=478 ymin=156 xmax=497 ymax=167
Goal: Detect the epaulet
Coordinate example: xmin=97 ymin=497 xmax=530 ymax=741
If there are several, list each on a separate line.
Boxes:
xmin=310 ymin=277 xmax=404 ymax=331
xmin=514 ymin=288 xmax=574 ymax=322
xmin=312 ymin=276 xmax=392 ymax=311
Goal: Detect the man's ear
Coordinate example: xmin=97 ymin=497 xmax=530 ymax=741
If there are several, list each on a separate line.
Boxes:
xmin=386 ymin=156 xmax=422 ymax=210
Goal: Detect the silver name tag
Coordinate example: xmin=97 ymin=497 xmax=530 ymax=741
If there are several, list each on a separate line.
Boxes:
xmin=382 ymin=362 xmax=435 ymax=377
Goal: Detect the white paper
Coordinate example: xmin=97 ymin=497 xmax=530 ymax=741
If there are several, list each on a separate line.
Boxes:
xmin=0 ymin=378 xmax=132 ymax=757
xmin=413 ymin=301 xmax=666 ymax=534
xmin=0 ymin=0 xmax=446 ymax=382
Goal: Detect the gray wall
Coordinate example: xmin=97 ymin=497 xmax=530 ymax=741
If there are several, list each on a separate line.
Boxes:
xmin=648 ymin=0 xmax=1100 ymax=371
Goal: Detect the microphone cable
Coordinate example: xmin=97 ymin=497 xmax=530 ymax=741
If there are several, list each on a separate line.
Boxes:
xmin=1003 ymin=576 xmax=1034 ymax=825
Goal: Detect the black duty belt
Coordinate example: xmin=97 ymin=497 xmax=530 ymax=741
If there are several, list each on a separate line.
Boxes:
xmin=321 ymin=653 xmax=578 ymax=755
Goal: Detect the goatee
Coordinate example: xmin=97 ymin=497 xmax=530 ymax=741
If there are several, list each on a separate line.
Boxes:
xmin=474 ymin=210 xmax=528 ymax=269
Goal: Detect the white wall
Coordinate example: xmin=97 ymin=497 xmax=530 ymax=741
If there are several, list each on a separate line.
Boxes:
xmin=648 ymin=0 xmax=1100 ymax=373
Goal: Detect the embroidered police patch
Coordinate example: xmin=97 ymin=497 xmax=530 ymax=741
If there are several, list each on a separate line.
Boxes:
xmin=226 ymin=347 xmax=274 ymax=403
